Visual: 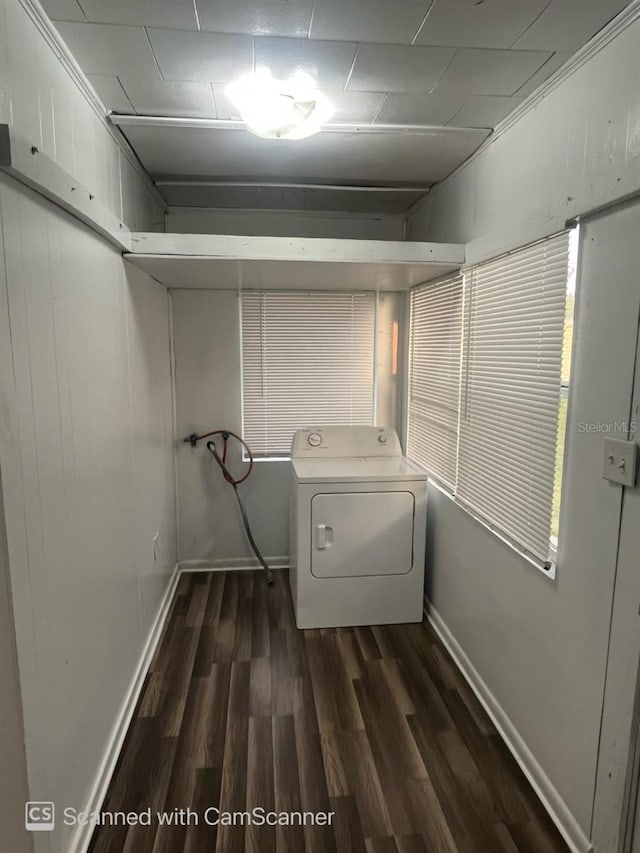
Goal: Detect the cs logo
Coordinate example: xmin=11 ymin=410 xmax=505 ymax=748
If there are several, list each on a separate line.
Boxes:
xmin=25 ymin=802 xmax=55 ymax=831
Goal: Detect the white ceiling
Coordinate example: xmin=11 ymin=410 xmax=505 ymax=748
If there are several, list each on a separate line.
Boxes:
xmin=41 ymin=0 xmax=631 ymax=213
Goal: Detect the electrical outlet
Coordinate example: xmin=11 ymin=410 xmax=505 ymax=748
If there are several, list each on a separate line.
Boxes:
xmin=603 ymin=438 xmax=638 ymax=487
xmin=153 ymin=532 xmax=160 ymax=562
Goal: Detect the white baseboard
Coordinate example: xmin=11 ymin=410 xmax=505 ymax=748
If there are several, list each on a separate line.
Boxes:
xmin=69 ymin=563 xmax=181 ymax=853
xmin=179 ymin=555 xmax=289 ymax=573
xmin=425 ymin=601 xmax=593 ymax=853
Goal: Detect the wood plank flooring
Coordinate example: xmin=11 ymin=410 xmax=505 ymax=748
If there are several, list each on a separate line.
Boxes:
xmin=89 ymin=571 xmax=569 ymax=853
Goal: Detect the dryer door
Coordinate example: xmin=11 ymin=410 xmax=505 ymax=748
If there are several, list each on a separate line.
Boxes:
xmin=311 ymin=491 xmax=414 ymax=578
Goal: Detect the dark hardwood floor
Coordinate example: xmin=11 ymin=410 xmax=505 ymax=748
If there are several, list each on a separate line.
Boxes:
xmin=89 ymin=571 xmax=569 ymax=853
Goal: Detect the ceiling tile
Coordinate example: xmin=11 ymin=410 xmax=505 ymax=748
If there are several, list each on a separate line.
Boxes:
xmin=514 ymin=0 xmax=629 ymax=51
xmin=310 ymin=0 xmax=430 ymax=45
xmin=414 ymin=0 xmax=550 ymax=49
xmin=438 ymin=48 xmax=552 ymax=95
xmin=40 ymin=0 xmax=86 ymax=22
xmin=347 ymin=44 xmax=455 ymax=94
xmin=254 ymin=37 xmax=357 ymax=90
xmin=321 ymin=90 xmax=386 ymax=123
xmin=196 ymin=0 xmax=314 ymax=37
xmin=449 ymin=95 xmax=525 ymax=128
xmin=374 ymin=90 xmax=467 ymax=126
xmin=87 ymin=75 xmax=134 ymax=112
xmin=55 ymin=22 xmax=161 ymax=80
xmin=514 ymin=51 xmax=572 ymax=96
xmin=147 ymin=29 xmax=253 ymax=83
xmin=77 ymin=0 xmax=198 ymax=29
xmin=120 ymin=78 xmax=216 ymax=116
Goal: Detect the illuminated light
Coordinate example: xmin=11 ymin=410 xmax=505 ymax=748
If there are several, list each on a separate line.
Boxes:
xmin=225 ymin=68 xmax=334 ymax=140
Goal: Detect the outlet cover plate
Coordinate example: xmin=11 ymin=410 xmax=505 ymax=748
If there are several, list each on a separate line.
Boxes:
xmin=603 ymin=438 xmax=638 ymax=487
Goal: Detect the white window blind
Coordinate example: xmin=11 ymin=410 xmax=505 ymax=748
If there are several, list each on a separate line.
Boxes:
xmin=407 ymin=274 xmax=463 ymax=491
xmin=241 ymin=291 xmax=376 ymax=457
xmin=456 ymin=232 xmax=570 ymax=562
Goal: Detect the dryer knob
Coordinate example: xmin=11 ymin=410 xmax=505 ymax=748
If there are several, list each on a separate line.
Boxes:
xmin=378 ymin=434 xmax=388 ymax=444
xmin=308 ymin=432 xmax=322 ymax=447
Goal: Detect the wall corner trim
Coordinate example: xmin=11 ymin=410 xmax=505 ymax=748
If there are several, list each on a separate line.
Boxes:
xmin=425 ymin=602 xmax=594 ymax=853
xmin=67 ymin=564 xmax=181 ymax=853
xmin=489 ymin=0 xmax=640 ymax=143
xmin=16 ymin=0 xmax=166 ymax=214
xmin=408 ymin=0 xmax=640 ymax=222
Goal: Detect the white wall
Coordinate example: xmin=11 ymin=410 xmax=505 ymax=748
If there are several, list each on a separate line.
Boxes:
xmin=172 ymin=289 xmax=289 ymax=567
xmin=166 ymin=207 xmax=406 ymax=240
xmin=0 ymin=0 xmax=164 ymax=231
xmin=407 ymin=8 xmax=640 ymax=850
xmin=172 ymin=288 xmax=402 ymax=566
xmin=0 ymin=173 xmax=177 ymax=853
xmin=590 ymin=211 xmax=640 ymax=851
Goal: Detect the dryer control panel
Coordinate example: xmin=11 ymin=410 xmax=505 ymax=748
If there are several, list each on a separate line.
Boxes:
xmin=291 ymin=426 xmax=402 ymax=458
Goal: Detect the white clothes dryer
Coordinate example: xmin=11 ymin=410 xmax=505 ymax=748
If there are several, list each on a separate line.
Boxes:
xmin=289 ymin=426 xmax=427 ymax=629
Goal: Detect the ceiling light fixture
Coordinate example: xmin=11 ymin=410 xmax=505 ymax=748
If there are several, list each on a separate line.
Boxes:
xmin=225 ymin=68 xmax=334 ymax=140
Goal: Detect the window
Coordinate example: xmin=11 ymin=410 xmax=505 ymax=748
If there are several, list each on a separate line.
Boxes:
xmin=551 ymin=232 xmax=579 ymax=550
xmin=241 ymin=291 xmax=376 ymax=457
xmin=457 ymin=231 xmax=572 ymax=566
xmin=407 ymin=231 xmax=577 ymax=570
xmin=407 ymin=274 xmax=463 ymax=491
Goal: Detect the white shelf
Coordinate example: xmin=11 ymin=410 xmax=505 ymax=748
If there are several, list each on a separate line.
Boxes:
xmin=124 ymin=233 xmax=464 ymax=291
